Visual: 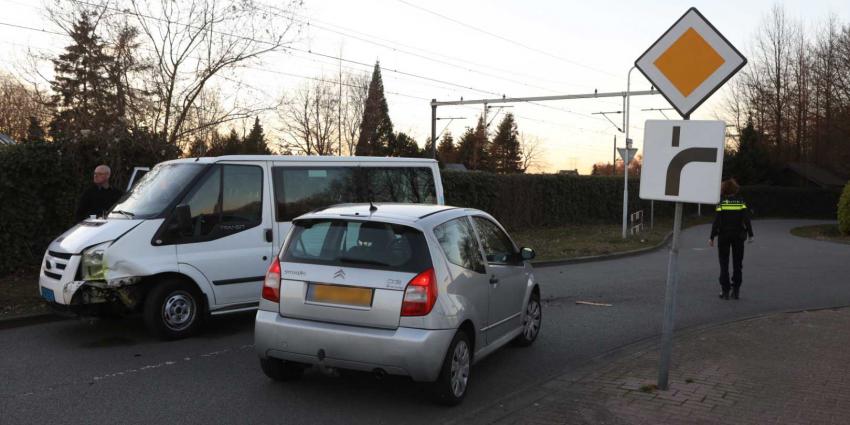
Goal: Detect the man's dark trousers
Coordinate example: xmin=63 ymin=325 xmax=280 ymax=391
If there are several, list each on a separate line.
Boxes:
xmin=717 ymin=234 xmax=745 ymax=292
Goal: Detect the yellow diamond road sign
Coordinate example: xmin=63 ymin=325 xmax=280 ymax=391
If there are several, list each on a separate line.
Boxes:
xmin=635 ymin=8 xmax=746 ymax=117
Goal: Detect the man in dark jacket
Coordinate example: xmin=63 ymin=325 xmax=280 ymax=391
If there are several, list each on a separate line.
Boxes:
xmin=75 ymin=165 xmax=123 ymax=221
xmin=709 ymin=179 xmax=754 ymax=300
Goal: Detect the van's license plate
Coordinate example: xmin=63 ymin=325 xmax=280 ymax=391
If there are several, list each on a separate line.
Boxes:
xmin=41 ymin=287 xmax=55 ymax=302
xmin=307 ymin=284 xmax=373 ymax=307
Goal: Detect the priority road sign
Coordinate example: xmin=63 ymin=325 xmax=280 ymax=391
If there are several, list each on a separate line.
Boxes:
xmin=639 ymin=120 xmax=725 ymax=205
xmin=635 ymin=8 xmax=746 ymax=118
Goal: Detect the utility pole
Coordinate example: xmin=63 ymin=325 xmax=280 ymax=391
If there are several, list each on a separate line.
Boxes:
xmin=612 ymin=135 xmax=617 ymax=176
xmin=431 ymin=100 xmax=437 ymax=159
xmin=338 ymin=47 xmax=343 ymax=156
xmin=622 ymin=66 xmax=637 ymax=239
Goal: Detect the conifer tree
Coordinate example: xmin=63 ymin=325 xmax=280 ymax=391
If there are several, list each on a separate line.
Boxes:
xmin=456 ymin=116 xmax=490 ymax=170
xmin=437 ymin=132 xmax=457 ymax=164
xmin=25 ymin=117 xmax=46 ymax=143
xmin=49 ymin=13 xmax=119 ymax=142
xmin=243 ymin=117 xmax=270 ymax=154
xmin=489 ymin=113 xmax=523 ymax=173
xmin=355 ymin=62 xmax=393 ymax=156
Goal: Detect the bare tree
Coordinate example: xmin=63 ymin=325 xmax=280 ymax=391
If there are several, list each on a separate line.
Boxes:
xmin=127 ymin=0 xmax=302 ymax=147
xmin=279 ymin=79 xmax=339 ymax=155
xmin=518 ymin=132 xmax=548 ymax=173
xmin=340 ymin=72 xmax=369 ymax=155
xmin=0 ymin=73 xmax=52 ymax=141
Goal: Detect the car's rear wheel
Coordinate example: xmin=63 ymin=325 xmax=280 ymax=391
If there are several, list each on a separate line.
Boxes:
xmin=143 ymin=279 xmax=204 ymax=340
xmin=260 ymin=358 xmax=305 ymax=381
xmin=513 ymin=291 xmax=541 ymax=347
xmin=430 ymin=330 xmax=471 ymax=406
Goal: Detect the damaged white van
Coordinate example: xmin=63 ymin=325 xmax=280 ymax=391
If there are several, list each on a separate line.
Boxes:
xmin=38 ymin=156 xmax=443 ymax=339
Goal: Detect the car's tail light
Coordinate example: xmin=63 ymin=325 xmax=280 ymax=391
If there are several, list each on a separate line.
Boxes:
xmin=262 ymin=258 xmax=281 ymax=303
xmin=401 ymin=268 xmax=437 ymax=316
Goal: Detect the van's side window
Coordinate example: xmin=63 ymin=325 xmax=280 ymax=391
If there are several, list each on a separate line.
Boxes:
xmin=273 ymin=167 xmax=437 ymax=222
xmin=178 ymin=164 xmax=263 ymax=241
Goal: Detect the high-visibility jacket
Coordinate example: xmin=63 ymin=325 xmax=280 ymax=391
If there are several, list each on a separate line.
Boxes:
xmin=710 ymin=196 xmax=754 ymax=240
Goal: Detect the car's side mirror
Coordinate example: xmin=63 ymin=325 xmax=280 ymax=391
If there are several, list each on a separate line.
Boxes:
xmin=520 ymin=247 xmax=536 ymax=261
xmin=174 ymin=204 xmax=192 ymax=235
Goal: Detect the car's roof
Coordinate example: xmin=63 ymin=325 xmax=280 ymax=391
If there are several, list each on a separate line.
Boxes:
xmin=297 ymin=203 xmax=463 ymax=225
xmin=162 ymin=155 xmax=437 ymax=165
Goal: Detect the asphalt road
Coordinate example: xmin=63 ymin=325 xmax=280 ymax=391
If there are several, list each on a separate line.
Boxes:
xmin=2 ymin=219 xmax=848 ymax=425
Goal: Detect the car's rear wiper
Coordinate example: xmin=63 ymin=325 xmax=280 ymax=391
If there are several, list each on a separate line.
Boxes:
xmin=111 ymin=209 xmax=136 ymax=218
xmin=337 ymin=257 xmax=390 ymax=267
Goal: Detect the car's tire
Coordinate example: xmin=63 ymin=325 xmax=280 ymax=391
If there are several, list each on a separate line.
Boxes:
xmin=430 ymin=330 xmax=472 ymax=406
xmin=260 ymin=358 xmax=305 ymax=381
xmin=143 ymin=279 xmax=204 ymax=340
xmin=513 ymin=291 xmax=541 ymax=347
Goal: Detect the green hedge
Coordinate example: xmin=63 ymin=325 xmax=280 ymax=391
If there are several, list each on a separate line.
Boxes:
xmin=839 ymin=182 xmax=850 ymax=235
xmin=442 ymin=171 xmax=840 ymax=230
xmin=0 ymin=142 xmax=81 ymax=275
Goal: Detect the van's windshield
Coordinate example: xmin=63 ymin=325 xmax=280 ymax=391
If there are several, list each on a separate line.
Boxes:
xmin=109 ymin=163 xmax=205 ymax=219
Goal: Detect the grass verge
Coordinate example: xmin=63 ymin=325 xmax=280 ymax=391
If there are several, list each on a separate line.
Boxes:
xmin=0 ymin=215 xmax=715 ymax=320
xmin=0 ymin=267 xmax=50 ymax=319
xmin=790 ymin=223 xmax=850 ymax=245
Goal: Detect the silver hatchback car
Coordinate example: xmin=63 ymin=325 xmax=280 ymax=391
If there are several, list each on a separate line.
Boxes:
xmin=254 ymin=203 xmax=541 ymax=405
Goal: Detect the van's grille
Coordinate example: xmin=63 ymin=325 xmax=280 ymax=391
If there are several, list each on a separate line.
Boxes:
xmin=48 ymin=250 xmax=72 ymax=260
xmin=43 ymin=249 xmax=75 ymax=281
xmin=44 ymin=270 xmax=63 ymax=280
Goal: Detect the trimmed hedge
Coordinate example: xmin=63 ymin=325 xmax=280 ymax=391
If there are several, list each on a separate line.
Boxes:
xmin=442 ymin=171 xmax=840 ymax=230
xmin=0 ymin=142 xmax=80 ymax=275
xmin=839 ymin=181 xmax=850 ymax=235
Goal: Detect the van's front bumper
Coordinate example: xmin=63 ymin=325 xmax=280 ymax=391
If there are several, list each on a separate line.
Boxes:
xmin=38 ymin=251 xmax=83 ymax=305
xmin=254 ymin=310 xmax=455 ymax=382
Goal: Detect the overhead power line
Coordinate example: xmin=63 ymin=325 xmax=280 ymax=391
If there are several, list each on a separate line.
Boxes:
xmin=394 ymin=0 xmax=620 ymax=78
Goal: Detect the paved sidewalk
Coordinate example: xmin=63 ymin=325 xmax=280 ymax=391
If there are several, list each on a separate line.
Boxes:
xmin=463 ymin=307 xmax=850 ymax=425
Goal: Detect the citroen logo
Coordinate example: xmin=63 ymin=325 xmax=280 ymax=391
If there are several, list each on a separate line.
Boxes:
xmin=333 ymin=269 xmax=346 ymax=279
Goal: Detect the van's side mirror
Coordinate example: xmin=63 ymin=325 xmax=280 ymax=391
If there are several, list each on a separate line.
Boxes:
xmin=174 ymin=204 xmax=192 ymax=235
xmin=520 ymin=247 xmax=536 ymax=261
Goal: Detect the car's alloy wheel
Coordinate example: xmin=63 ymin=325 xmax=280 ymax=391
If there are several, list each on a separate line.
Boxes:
xmin=431 ymin=330 xmax=472 ymax=405
xmin=513 ymin=291 xmax=541 ymax=347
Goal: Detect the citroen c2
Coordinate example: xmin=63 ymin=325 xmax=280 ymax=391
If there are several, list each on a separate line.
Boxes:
xmin=254 ymin=203 xmax=541 ymax=405
xmin=38 ymin=156 xmax=443 ymax=339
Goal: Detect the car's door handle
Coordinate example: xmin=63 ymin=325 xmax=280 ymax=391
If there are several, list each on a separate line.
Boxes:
xmin=489 ymin=276 xmax=499 ymax=284
xmin=264 ymin=228 xmax=273 ymax=243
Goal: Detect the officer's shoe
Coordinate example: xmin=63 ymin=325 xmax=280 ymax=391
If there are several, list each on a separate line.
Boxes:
xmin=731 ymin=288 xmax=740 ymax=300
xmin=718 ymin=290 xmax=730 ymax=300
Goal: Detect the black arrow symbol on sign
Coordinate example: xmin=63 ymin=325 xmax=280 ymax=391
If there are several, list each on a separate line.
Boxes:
xmin=664 ymin=126 xmax=718 ymax=196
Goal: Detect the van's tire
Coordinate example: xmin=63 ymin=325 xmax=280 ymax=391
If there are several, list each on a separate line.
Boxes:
xmin=430 ymin=330 xmax=471 ymax=406
xmin=513 ymin=291 xmax=541 ymax=347
xmin=260 ymin=358 xmax=305 ymax=381
xmin=143 ymin=279 xmax=204 ymax=340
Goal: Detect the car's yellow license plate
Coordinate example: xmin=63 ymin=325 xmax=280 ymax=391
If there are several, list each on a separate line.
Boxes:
xmin=308 ymin=284 xmax=373 ymax=307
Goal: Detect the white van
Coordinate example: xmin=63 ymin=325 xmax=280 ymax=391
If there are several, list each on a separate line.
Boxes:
xmin=38 ymin=156 xmax=444 ymax=339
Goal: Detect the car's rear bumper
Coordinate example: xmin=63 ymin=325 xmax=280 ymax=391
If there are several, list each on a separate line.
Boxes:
xmin=254 ymin=310 xmax=454 ymax=382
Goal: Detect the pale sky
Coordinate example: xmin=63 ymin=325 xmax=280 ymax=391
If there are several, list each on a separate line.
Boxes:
xmin=1 ymin=0 xmax=848 ymax=173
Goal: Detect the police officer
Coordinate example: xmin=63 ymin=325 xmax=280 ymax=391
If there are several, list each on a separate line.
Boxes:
xmin=709 ymin=178 xmax=754 ymax=300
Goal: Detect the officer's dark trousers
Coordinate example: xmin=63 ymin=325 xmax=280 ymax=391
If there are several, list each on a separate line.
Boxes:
xmin=717 ymin=235 xmax=745 ymax=292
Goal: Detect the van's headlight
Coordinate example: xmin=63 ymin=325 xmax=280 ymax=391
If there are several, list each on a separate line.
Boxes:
xmin=82 ymin=241 xmax=111 ymax=281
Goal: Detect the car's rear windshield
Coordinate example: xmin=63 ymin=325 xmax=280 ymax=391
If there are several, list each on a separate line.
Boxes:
xmin=282 ymin=219 xmax=431 ymax=273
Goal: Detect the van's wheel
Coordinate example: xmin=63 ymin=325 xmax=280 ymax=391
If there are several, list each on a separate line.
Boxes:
xmin=430 ymin=330 xmax=471 ymax=406
xmin=513 ymin=291 xmax=541 ymax=347
xmin=260 ymin=358 xmax=305 ymax=381
xmin=143 ymin=279 xmax=204 ymax=340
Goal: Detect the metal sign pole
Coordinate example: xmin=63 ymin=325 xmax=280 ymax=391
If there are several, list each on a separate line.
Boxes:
xmin=658 ymin=114 xmax=689 ymax=390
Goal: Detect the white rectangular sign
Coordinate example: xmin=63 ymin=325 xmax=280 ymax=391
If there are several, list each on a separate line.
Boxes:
xmin=639 ymin=120 xmax=725 ymax=204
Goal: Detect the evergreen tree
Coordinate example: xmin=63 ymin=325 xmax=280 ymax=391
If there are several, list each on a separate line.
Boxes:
xmin=187 ymin=137 xmax=208 ymax=157
xmin=725 ymin=119 xmax=772 ymax=184
xmin=456 ymin=116 xmax=490 ymax=170
xmin=355 ymin=62 xmax=393 ymax=156
xmin=488 ymin=113 xmax=523 ymax=173
xmin=25 ymin=117 xmax=46 ymax=143
xmin=437 ymin=132 xmax=457 ymax=164
xmin=223 ymin=129 xmax=242 ymax=155
xmin=49 ymin=13 xmax=120 ymax=142
xmin=386 ymin=132 xmax=420 ymax=157
xmin=243 ymin=117 xmax=271 ymax=154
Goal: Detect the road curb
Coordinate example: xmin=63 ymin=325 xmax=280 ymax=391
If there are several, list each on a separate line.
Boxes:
xmin=449 ymin=303 xmax=850 ymax=425
xmin=0 ymin=310 xmax=66 ymax=330
xmin=531 ymin=230 xmax=674 ymax=268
